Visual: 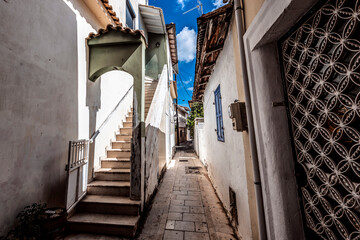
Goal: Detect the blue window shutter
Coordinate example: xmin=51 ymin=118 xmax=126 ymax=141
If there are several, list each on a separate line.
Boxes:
xmin=214 ymin=85 xmax=224 ymax=142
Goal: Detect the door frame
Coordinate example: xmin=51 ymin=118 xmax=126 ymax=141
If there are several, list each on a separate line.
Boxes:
xmin=243 ymin=0 xmax=320 ymax=239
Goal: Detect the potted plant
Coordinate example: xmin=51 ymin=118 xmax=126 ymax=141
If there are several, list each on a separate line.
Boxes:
xmin=1 ymin=203 xmax=66 ymax=240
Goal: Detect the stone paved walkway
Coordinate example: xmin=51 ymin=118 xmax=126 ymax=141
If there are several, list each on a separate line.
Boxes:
xmin=66 ymin=145 xmax=237 ymax=240
xmin=138 ymin=146 xmax=237 ymax=240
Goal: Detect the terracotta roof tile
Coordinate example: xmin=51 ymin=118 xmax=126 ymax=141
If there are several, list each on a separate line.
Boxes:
xmin=101 ymin=0 xmax=120 ymax=26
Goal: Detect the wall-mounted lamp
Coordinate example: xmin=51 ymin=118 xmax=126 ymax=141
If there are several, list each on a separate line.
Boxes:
xmin=155 ymin=42 xmax=160 ymax=48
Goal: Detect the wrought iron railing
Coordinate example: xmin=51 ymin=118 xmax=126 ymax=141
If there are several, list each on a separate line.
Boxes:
xmin=65 ymin=139 xmax=89 ymax=212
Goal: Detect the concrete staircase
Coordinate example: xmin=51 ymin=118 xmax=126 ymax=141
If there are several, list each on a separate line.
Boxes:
xmin=145 ymin=78 xmax=158 ymax=119
xmin=68 ymin=109 xmax=141 ymax=238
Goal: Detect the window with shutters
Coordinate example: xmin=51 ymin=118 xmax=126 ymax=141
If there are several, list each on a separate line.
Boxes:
xmin=214 ymin=85 xmax=224 ymax=142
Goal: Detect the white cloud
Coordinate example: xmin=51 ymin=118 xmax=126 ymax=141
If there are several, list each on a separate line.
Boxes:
xmin=177 ymin=27 xmax=196 ymax=63
xmin=177 ymin=0 xmax=190 ymax=9
xmin=187 ymin=87 xmax=194 ymax=91
xmin=183 ymin=78 xmax=192 ymax=85
xmin=212 ymin=0 xmax=225 ymax=9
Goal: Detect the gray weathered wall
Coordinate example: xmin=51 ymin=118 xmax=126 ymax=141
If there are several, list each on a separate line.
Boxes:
xmin=0 ymin=0 xmax=78 ymax=235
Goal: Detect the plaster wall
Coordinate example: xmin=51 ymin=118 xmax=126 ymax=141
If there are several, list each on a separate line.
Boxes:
xmin=193 ymin=118 xmax=205 ymax=165
xmin=0 ymin=0 xmax=137 ymax=234
xmin=0 ymin=0 xmax=78 ymax=235
xmin=65 ymin=0 xmax=134 ymax=179
xmin=110 ymin=0 xmax=147 ymax=30
xmin=92 ymin=71 xmax=133 ymax=171
xmin=202 ymin=27 xmax=252 ymax=239
xmin=144 ymin=65 xmax=168 ymax=203
xmin=243 ymin=0 xmax=319 ymax=238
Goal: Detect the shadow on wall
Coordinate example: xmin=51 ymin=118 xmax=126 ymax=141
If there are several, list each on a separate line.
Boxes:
xmin=0 ymin=0 xmax=78 ymax=235
xmin=87 ymin=77 xmax=101 ymax=181
xmin=144 ymin=125 xmax=167 ymax=204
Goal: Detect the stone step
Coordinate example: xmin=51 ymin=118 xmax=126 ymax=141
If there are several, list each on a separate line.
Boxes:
xmin=101 ymin=158 xmax=130 ymax=169
xmin=68 ymin=213 xmax=139 ymax=238
xmin=95 ymin=168 xmax=130 ymax=181
xmin=112 ymin=141 xmax=131 ymax=149
xmin=87 ymin=181 xmax=130 ymax=196
xmin=120 ymin=127 xmax=132 ymax=135
xmin=107 ymin=149 xmax=131 ymax=158
xmin=123 ymin=122 xmax=132 ymax=128
xmin=77 ymin=195 xmax=140 ymax=215
xmin=116 ymin=134 xmax=132 ymax=141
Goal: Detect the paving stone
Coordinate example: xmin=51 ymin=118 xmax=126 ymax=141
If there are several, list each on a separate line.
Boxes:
xmin=174 ymin=221 xmax=195 ymax=231
xmin=169 ymin=205 xmax=189 ymax=213
xmin=187 ymin=191 xmax=201 ymax=196
xmin=172 ymin=190 xmax=188 ymax=195
xmin=179 ymin=187 xmax=200 ymax=191
xmin=137 ymin=145 xmax=237 ymax=240
xmin=183 ymin=213 xmax=206 ymax=222
xmin=184 ymin=232 xmax=210 ymax=240
xmin=195 ymin=222 xmax=208 ymax=233
xmin=176 ymin=195 xmax=201 ymax=201
xmin=165 ymin=220 xmax=175 ymax=230
xmin=185 ymin=200 xmax=203 ymax=207
xmin=171 ymin=199 xmax=185 ymax=206
xmin=163 ymin=230 xmax=184 ymax=240
xmin=190 ymin=206 xmax=205 ymax=214
xmin=167 ymin=212 xmax=182 ymax=221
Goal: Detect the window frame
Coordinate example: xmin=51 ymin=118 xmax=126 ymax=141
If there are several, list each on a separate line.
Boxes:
xmin=214 ymin=85 xmax=225 ymax=142
xmin=126 ymin=0 xmax=136 ymax=29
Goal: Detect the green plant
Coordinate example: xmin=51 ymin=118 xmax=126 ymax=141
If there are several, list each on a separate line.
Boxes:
xmin=2 ymin=203 xmax=47 ymax=240
xmin=187 ymin=102 xmax=204 ymax=137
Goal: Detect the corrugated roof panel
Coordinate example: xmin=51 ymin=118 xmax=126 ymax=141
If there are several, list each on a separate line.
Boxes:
xmin=139 ymin=5 xmax=166 ymax=34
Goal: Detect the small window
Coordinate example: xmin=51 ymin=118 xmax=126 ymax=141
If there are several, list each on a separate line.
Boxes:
xmin=126 ymin=0 xmax=136 ymax=29
xmin=214 ymin=85 xmax=224 ymax=142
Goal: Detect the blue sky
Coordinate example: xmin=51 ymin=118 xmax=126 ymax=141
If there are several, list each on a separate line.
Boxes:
xmin=149 ymin=0 xmax=225 ymax=108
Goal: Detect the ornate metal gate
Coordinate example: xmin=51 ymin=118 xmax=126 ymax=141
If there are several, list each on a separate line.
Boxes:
xmin=279 ymin=0 xmax=360 ymax=239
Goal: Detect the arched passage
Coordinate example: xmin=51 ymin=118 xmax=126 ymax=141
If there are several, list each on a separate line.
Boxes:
xmin=87 ymin=24 xmax=146 ymax=201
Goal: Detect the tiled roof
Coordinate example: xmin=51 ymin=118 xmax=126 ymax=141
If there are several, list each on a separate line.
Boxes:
xmin=192 ymin=3 xmax=233 ymax=101
xmin=101 ymin=0 xmax=120 ymax=25
xmin=87 ymin=24 xmax=146 ymax=43
xmin=166 ymin=23 xmax=178 ymax=67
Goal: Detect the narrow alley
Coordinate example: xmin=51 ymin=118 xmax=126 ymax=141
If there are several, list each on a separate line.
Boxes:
xmin=3 ymin=0 xmax=360 ymax=239
xmin=66 ymin=142 xmax=237 ymax=240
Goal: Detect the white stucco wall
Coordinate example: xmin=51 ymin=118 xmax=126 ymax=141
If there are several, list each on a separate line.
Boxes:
xmin=0 ymin=0 xmax=79 ymax=235
xmin=194 ymin=118 xmax=205 ymax=164
xmin=202 ymin=27 xmax=252 ymax=239
xmin=65 ymin=0 xmax=134 ymax=179
xmin=92 ymin=71 xmax=133 ymax=170
xmin=0 ymin=0 xmax=136 ymax=235
xmin=110 ymin=0 xmax=147 ymax=30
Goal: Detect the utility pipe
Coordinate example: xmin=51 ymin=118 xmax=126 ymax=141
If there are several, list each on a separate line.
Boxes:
xmin=175 ymin=75 xmax=180 ymax=146
xmin=224 ymin=0 xmax=267 ymax=239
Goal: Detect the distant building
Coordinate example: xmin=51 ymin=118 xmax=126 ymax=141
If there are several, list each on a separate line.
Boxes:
xmin=176 ymin=105 xmax=189 ymax=143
